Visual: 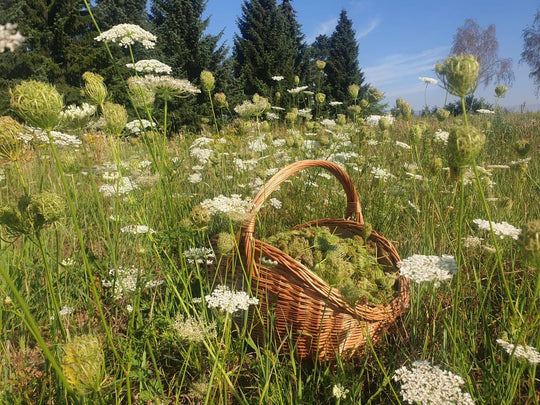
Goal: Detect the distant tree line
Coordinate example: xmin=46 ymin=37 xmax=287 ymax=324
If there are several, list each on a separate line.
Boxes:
xmin=0 ymin=0 xmax=378 ymax=131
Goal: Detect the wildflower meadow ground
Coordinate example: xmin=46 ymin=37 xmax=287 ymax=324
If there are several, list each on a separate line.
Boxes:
xmin=0 ymin=20 xmax=539 ymax=405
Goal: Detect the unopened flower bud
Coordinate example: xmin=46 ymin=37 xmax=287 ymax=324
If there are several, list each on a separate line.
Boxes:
xmin=348 ymin=84 xmax=360 ymax=100
xmin=214 ymin=92 xmax=228 ymax=108
xmin=200 ymin=70 xmax=215 ymax=92
xmin=495 ymin=85 xmax=508 ymax=98
xmin=0 ymin=116 xmax=25 ymax=161
xmin=378 ymin=117 xmax=390 ymax=131
xmin=436 ymin=54 xmax=479 ymax=98
xmin=102 ymin=102 xmax=127 ymax=136
xmin=396 ymin=98 xmax=412 ymax=120
xmin=82 ymin=72 xmax=107 ymax=107
xmin=315 ymin=92 xmax=326 ymax=104
xmin=315 ymin=60 xmax=326 ymax=70
xmin=294 ymin=75 xmax=300 ymax=86
xmin=436 ymin=108 xmax=450 ymax=122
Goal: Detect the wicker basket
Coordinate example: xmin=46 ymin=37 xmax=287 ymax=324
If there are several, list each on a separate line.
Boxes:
xmin=216 ymin=159 xmax=410 ymax=361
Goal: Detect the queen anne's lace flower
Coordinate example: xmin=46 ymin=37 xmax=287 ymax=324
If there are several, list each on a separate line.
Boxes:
xmin=95 ymin=24 xmax=157 ymax=49
xmin=126 ymin=119 xmax=156 ymax=134
xmin=496 ymin=339 xmax=540 ymax=364
xmin=332 ymin=384 xmax=349 ymax=399
xmin=434 ymin=129 xmax=449 ymax=144
xmin=398 ymin=254 xmax=457 ymax=284
xmin=126 ymin=59 xmax=172 ymax=74
xmin=99 ymin=176 xmax=138 ymax=197
xmin=419 ymin=76 xmax=438 ymax=84
xmin=120 ymin=225 xmax=155 ymax=234
xmin=0 ymin=23 xmax=25 ymax=52
xmin=473 ymin=218 xmax=521 ymax=240
xmin=183 ymin=247 xmax=215 ymax=265
xmin=393 ymin=361 xmax=474 ymax=405
xmin=205 ymin=285 xmax=259 ymax=314
xmin=287 ymin=85 xmax=309 ymax=94
xmin=371 ymin=166 xmax=395 ymax=181
xmin=199 ymin=194 xmax=253 ymax=216
xmin=271 ymin=75 xmax=284 ymax=81
xmin=173 ymin=314 xmax=217 ymax=343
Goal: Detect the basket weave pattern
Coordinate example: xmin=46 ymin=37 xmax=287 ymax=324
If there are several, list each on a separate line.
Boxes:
xmin=227 ymin=160 xmax=409 ymax=360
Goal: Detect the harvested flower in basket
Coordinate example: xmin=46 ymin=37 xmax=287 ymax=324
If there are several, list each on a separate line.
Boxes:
xmin=211 ymin=160 xmax=410 ymax=361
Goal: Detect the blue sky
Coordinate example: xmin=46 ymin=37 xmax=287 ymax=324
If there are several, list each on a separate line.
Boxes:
xmin=203 ymin=0 xmax=539 ymax=112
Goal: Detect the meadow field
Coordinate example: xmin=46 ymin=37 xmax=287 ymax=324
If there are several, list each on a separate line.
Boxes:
xmin=1 ymin=23 xmax=539 ymax=405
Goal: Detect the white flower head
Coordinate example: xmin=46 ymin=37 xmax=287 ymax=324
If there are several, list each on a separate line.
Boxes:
xmin=496 ymin=339 xmax=540 ymax=364
xmin=205 ymin=285 xmax=259 ymax=314
xmin=419 ymin=76 xmax=438 ymax=84
xmin=332 ymin=384 xmax=349 ymax=400
xmin=287 ymin=85 xmax=309 ymax=94
xmin=183 ymin=247 xmax=216 ymax=265
xmin=173 ymin=314 xmax=217 ymax=343
xmin=120 ymin=225 xmax=155 ymax=234
xmin=398 ymin=254 xmax=457 ymax=285
xmin=95 ymin=23 xmax=157 ymax=49
xmin=393 ymin=361 xmax=474 ymax=404
xmin=329 ymin=101 xmax=343 ymax=106
xmin=126 ymin=119 xmax=156 ymax=134
xmin=126 ymin=59 xmax=172 ymax=74
xmin=271 ymin=75 xmax=284 ymax=81
xmin=472 ymin=219 xmax=521 ymax=240
xmin=476 ymin=109 xmax=495 ymax=114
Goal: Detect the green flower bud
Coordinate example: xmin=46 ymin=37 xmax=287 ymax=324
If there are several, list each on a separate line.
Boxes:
xmin=102 ymin=102 xmax=127 ymax=136
xmin=409 ymin=124 xmax=425 ymax=143
xmin=495 ymin=85 xmax=508 ymax=98
xmin=436 ymin=108 xmax=450 ymax=122
xmin=447 ymin=125 xmax=486 ymax=171
xmin=275 ymin=91 xmax=281 ymax=100
xmin=285 ymin=108 xmax=298 ymax=122
xmin=216 ymin=232 xmax=236 ymax=255
xmin=0 ymin=116 xmax=25 ymax=161
xmin=378 ymin=117 xmax=390 ymax=131
xmin=396 ymin=98 xmax=412 ymax=120
xmin=315 ymin=92 xmax=326 ymax=104
xmin=10 ymin=80 xmax=64 ymax=130
xmin=214 ymin=92 xmax=228 ymax=109
xmin=348 ymin=84 xmax=360 ymax=100
xmin=294 ymin=75 xmax=300 ymax=86
xmin=315 ymin=60 xmax=326 ymax=70
xmin=436 ymin=54 xmax=480 ymax=98
xmin=200 ymin=70 xmax=215 ymax=92
xmin=24 ymin=192 xmax=66 ymax=230
xmin=347 ymin=105 xmax=361 ymax=116
xmin=336 ymin=114 xmax=346 ymax=126
xmin=427 ymin=157 xmax=443 ymax=176
xmin=82 ymin=72 xmax=107 ymax=107
xmin=360 ymin=99 xmax=369 ymax=108
xmin=368 ymin=86 xmax=384 ymax=102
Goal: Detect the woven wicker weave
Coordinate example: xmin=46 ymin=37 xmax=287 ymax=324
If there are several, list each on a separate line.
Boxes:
xmin=219 ymin=159 xmax=410 ymax=361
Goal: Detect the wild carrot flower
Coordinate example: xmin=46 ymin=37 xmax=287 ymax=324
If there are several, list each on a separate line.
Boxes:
xmin=199 ymin=194 xmax=252 ymax=217
xmin=371 ymin=167 xmax=395 ymax=181
xmin=126 ymin=59 xmax=172 ymax=74
xmin=287 ymin=85 xmax=308 ymax=94
xmin=434 ymin=129 xmax=449 ymax=144
xmin=272 ymin=75 xmax=284 ymax=81
xmin=393 ymin=361 xmax=474 ymax=404
xmin=99 ymin=176 xmax=138 ymax=197
xmin=435 ymin=54 xmax=479 ymax=98
xmin=332 ymin=384 xmax=349 ymax=399
xmin=94 ymin=23 xmax=156 ymax=49
xmin=476 ymin=109 xmax=494 ymax=114
xmin=173 ymin=314 xmax=217 ymax=343
xmin=60 ymin=103 xmax=96 ymax=130
xmin=496 ymin=339 xmax=540 ymax=364
xmin=183 ymin=247 xmax=216 ymax=265
xmin=120 ymin=225 xmax=155 ymax=234
xmin=419 ymin=76 xmax=438 ymax=84
xmin=131 ymin=75 xmax=200 ymax=101
xmin=205 ymin=285 xmax=259 ymax=314
xmin=82 ymin=72 xmax=107 ymax=107
xmin=125 ymin=119 xmax=156 ymax=134
xmin=398 ymin=254 xmax=457 ymax=285
xmin=472 ymin=218 xmax=521 ymax=240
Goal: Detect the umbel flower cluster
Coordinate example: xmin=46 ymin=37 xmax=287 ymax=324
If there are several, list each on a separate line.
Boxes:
xmin=0 ymin=23 xmax=25 ymax=52
xmin=398 ymin=254 xmax=457 ymax=285
xmin=393 ymin=361 xmax=474 ymax=404
xmin=205 ymin=285 xmax=259 ymax=314
xmin=95 ymin=23 xmax=156 ymax=49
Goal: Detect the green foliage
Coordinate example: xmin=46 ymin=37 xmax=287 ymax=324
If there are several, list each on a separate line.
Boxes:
xmin=445 ymin=95 xmax=494 ymax=115
xmin=325 ymin=10 xmax=368 ymax=104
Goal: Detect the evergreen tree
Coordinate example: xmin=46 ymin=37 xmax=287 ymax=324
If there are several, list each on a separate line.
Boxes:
xmin=0 ymin=0 xmax=100 ymax=114
xmin=233 ymin=0 xmax=306 ymax=101
xmin=94 ymin=0 xmax=148 ymax=29
xmin=325 ymin=9 xmax=367 ymax=103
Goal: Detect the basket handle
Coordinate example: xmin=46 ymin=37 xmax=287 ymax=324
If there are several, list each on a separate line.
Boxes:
xmin=242 ymin=160 xmax=363 ymax=241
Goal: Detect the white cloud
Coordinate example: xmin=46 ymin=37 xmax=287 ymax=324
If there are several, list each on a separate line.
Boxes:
xmin=364 ymin=46 xmax=449 ymax=86
xmin=308 ymin=17 xmax=338 ymax=42
xmin=356 ymin=18 xmax=379 ymax=40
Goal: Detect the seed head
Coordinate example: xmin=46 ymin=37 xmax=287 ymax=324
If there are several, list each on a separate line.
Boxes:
xmin=200 ymin=70 xmax=215 ymax=92
xmin=61 ymin=334 xmax=106 ymax=396
xmin=214 ymin=92 xmax=228 ymax=109
xmin=216 ymin=232 xmax=237 ymax=255
xmin=10 ymin=80 xmax=64 ymax=130
xmin=447 ymin=125 xmax=485 ymax=172
xmin=436 ymin=54 xmax=480 ymax=98
xmin=127 ymin=76 xmax=155 ymax=111
xmin=396 ymin=98 xmax=412 ymax=120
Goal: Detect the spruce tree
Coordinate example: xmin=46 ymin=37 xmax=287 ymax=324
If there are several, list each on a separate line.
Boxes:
xmin=325 ymin=9 xmax=367 ymax=103
xmin=94 ymin=0 xmax=148 ymax=28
